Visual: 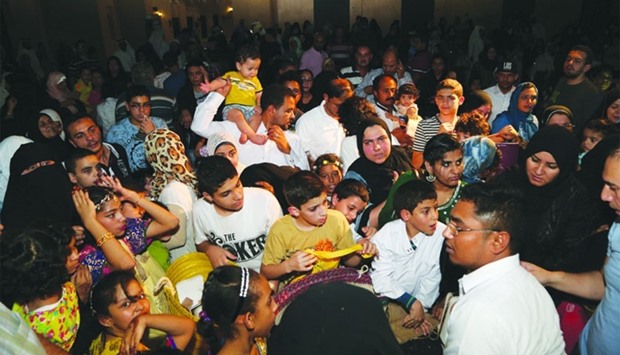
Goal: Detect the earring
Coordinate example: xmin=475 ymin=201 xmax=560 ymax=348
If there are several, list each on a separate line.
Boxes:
xmin=426 ymin=174 xmax=436 ymax=183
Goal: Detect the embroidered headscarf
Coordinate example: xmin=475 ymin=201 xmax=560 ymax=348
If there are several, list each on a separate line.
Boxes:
xmin=145 ymin=129 xmax=198 ymax=200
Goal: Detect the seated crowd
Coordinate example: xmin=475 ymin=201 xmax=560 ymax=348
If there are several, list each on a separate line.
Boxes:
xmin=1 ymin=13 xmax=620 ymax=355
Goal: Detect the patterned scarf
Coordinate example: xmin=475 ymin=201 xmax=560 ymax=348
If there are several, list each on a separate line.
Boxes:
xmin=145 ymin=129 xmax=198 ymax=200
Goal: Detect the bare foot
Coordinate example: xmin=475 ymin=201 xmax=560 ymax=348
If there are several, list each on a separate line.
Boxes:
xmin=239 ymin=133 xmax=249 ymax=144
xmin=248 ymin=133 xmax=269 ymax=145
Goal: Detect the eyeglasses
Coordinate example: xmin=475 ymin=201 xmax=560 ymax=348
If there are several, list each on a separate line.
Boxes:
xmin=129 ymin=102 xmax=151 ymax=110
xmin=446 ymin=222 xmax=498 ymax=236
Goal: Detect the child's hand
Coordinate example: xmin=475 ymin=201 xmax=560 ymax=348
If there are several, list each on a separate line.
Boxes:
xmin=406 ymin=105 xmax=418 ymax=119
xmin=139 ymin=116 xmax=156 ymax=135
xmin=204 ymin=243 xmax=237 ymax=267
xmin=254 ymin=180 xmax=275 ymax=194
xmin=72 ymin=225 xmax=86 ymax=246
xmin=357 ymin=239 xmax=378 ymax=257
xmin=71 ymin=264 xmax=92 ymax=304
xmin=402 ymin=299 xmax=425 ymax=328
xmin=121 ymin=315 xmax=148 ymax=355
xmin=72 ymin=189 xmax=97 ymax=221
xmin=499 ymin=125 xmax=519 ymax=142
xmin=286 ymin=251 xmax=317 ymax=273
xmin=99 ymin=176 xmax=139 ymax=203
xmin=360 ymin=226 xmax=377 ymax=238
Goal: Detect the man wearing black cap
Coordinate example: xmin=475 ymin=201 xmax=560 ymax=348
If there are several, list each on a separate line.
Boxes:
xmin=483 ymin=60 xmax=519 ymax=126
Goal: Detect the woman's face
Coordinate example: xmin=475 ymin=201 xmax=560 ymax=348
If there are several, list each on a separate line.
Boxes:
xmin=425 ymin=149 xmax=463 ymax=189
xmin=215 ymin=143 xmax=239 ymax=168
xmin=300 ymin=71 xmax=313 ymax=93
xmin=606 ymin=98 xmax=620 ymax=124
xmin=96 ymin=198 xmax=127 ymax=237
xmin=108 ymin=59 xmax=120 ymax=75
xmin=66 ymin=236 xmax=80 ymax=275
xmin=317 ymin=164 xmax=343 ymax=195
xmin=361 ymin=125 xmax=391 ymax=164
xmin=546 ymin=113 xmax=574 ymax=132
xmin=525 ymin=151 xmax=560 ymax=187
xmin=517 ymin=87 xmax=537 ymax=113
xmin=38 ymin=115 xmax=60 ymax=139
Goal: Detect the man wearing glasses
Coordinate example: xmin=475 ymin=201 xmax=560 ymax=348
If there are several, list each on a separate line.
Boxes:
xmin=442 ymin=183 xmax=564 ymax=354
xmin=106 ymin=85 xmax=167 ymax=171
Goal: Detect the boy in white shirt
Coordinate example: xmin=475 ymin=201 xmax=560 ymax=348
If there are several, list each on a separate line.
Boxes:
xmin=371 ymin=179 xmax=446 ymax=336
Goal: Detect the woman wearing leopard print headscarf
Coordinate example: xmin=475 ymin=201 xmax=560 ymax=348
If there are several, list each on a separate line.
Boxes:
xmin=145 ymin=129 xmax=199 ymax=262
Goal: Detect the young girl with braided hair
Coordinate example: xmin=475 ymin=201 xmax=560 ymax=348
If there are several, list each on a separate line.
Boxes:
xmin=198 ymin=266 xmax=277 ymax=355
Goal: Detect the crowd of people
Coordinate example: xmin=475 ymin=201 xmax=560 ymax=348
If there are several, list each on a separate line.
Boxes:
xmin=1 ymin=11 xmax=619 ymax=355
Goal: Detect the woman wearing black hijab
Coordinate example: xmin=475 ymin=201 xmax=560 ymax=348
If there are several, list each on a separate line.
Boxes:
xmin=1 ymin=142 xmax=75 ymax=232
xmin=344 ymin=116 xmax=413 ymax=227
xmin=27 ymin=108 xmax=72 ymax=161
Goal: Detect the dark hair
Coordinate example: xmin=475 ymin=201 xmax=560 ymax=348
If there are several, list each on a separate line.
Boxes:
xmin=91 ymin=270 xmax=138 ymax=318
xmin=235 ymin=44 xmax=261 ymax=64
xmin=64 ymin=114 xmax=98 ymax=138
xmin=162 ymin=51 xmax=179 ymax=68
xmin=454 ymin=111 xmax=490 ymax=136
xmin=312 ymin=153 xmax=343 ymax=174
xmin=338 ymin=96 xmax=379 ymax=137
xmin=65 ymin=148 xmax=97 ymax=174
xmin=198 ymin=266 xmax=261 ymax=353
xmin=260 ymin=84 xmax=294 ymax=112
xmin=126 ymin=85 xmax=151 ymax=102
xmin=423 ymin=133 xmax=461 ymax=164
xmin=0 ymin=226 xmax=71 ymax=305
xmin=569 ymin=45 xmax=594 ymax=65
xmin=397 ymin=83 xmax=420 ymax=100
xmin=107 ymin=56 xmax=126 ymax=73
xmin=393 ymin=180 xmax=437 ymax=215
xmin=131 ymin=62 xmax=156 ymax=86
xmin=284 ymin=171 xmax=326 ymax=208
xmin=185 ymin=60 xmax=208 ymax=76
xmin=459 ymin=182 xmax=526 ymax=253
xmin=334 ymin=179 xmax=369 ymax=203
xmin=325 ymin=78 xmax=353 ymax=99
xmin=372 ymin=74 xmax=397 ymax=92
xmin=584 ymin=118 xmax=619 ymax=137
xmin=356 ymin=115 xmax=392 ymax=155
xmin=277 ymin=70 xmax=302 ymax=90
xmin=195 ymin=156 xmax=238 ymax=195
xmin=85 ymin=186 xmax=116 ymax=206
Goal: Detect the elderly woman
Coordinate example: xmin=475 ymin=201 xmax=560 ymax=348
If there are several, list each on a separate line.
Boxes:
xmin=345 ymin=116 xmax=413 ymax=227
xmin=145 ymin=129 xmax=198 ymax=262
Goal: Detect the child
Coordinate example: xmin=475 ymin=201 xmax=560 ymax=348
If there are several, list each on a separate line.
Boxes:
xmin=331 ymin=179 xmax=375 ymax=242
xmin=395 ymin=83 xmax=422 ymax=139
xmin=66 ymin=148 xmax=105 ymax=188
xmin=209 ymin=45 xmax=266 ymax=145
xmin=412 ymin=78 xmax=464 ymax=168
xmin=89 ymin=270 xmax=195 ymax=354
xmin=199 ymin=265 xmax=276 ymax=355
xmin=75 ymin=67 xmax=93 ymax=108
xmin=370 ymin=179 xmax=446 ymax=336
xmin=312 ymin=153 xmax=343 ymax=202
xmin=1 ymin=227 xmax=81 ymax=352
xmin=260 ymin=171 xmax=376 ymax=286
xmin=580 ymin=118 xmax=619 ymax=164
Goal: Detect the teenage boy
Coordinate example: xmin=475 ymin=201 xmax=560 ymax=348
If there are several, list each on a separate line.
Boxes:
xmin=412 ymin=79 xmax=464 ymax=168
xmin=331 ymin=179 xmax=375 ymax=242
xmin=65 ymin=148 xmax=105 ymax=188
xmin=261 ymin=171 xmax=376 ymax=285
xmin=193 ymin=156 xmax=282 ymax=272
xmin=106 ymin=85 xmax=168 ymax=172
xmin=371 ymin=180 xmax=446 ymax=336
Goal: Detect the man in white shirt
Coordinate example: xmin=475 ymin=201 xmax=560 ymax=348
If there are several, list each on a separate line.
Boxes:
xmin=355 ymin=48 xmax=413 ymax=100
xmin=340 ymin=44 xmax=373 ymax=88
xmin=191 ymin=82 xmax=309 ymax=170
xmin=193 ymin=156 xmax=282 ymax=272
xmin=483 ymin=61 xmax=519 ymax=126
xmin=442 ymin=183 xmax=564 ymax=354
xmin=295 ymin=78 xmax=353 ymax=164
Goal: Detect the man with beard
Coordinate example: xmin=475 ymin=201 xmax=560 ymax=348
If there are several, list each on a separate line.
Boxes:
xmin=105 ymin=85 xmax=168 ymax=172
xmin=545 ymin=45 xmax=603 ymax=133
xmin=356 ymin=48 xmax=413 ymax=100
xmin=483 ymin=61 xmax=519 ymax=126
xmin=192 ymin=82 xmax=309 ymax=170
xmin=65 ymin=115 xmax=132 ymax=181
xmin=193 ymin=155 xmax=282 ymax=271
xmin=295 ymin=78 xmax=353 ymax=163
